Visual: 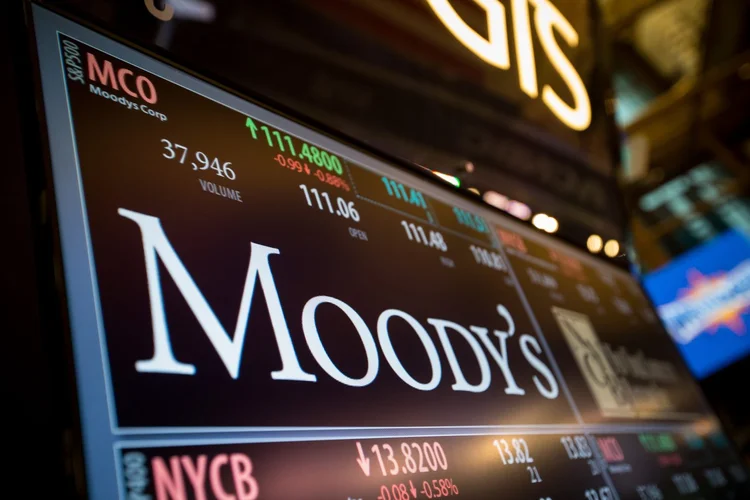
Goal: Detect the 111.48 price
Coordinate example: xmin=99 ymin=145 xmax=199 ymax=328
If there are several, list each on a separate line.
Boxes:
xmin=401 ymin=221 xmax=447 ymax=251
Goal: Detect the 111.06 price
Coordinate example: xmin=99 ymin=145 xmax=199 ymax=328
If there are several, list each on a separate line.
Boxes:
xmin=300 ymin=184 xmax=360 ymax=221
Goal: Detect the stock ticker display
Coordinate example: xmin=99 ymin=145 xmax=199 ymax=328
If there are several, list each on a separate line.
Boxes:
xmin=33 ymin=6 xmax=749 ymax=500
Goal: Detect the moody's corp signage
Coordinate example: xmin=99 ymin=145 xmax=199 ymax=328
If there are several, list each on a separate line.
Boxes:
xmin=86 ymin=51 xmax=168 ymax=121
xmin=143 ymin=0 xmax=591 ymax=131
xmin=61 ymin=35 xmax=168 ymax=121
xmin=119 ymin=208 xmax=561 ymax=399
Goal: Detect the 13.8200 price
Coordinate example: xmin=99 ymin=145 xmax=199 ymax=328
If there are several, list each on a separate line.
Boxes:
xmin=161 ymin=139 xmax=235 ymax=179
xmin=366 ymin=442 xmax=449 ymax=477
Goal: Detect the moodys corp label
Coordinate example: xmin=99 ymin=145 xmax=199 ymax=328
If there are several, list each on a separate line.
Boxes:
xmin=87 ymin=53 xmax=157 ymax=103
xmin=657 ymin=261 xmax=750 ymax=345
xmin=59 ymin=35 xmax=168 ymax=121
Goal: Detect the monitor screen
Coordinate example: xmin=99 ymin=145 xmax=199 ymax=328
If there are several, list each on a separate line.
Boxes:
xmin=643 ymin=229 xmax=750 ymax=379
xmin=32 ymin=5 xmax=748 ymax=499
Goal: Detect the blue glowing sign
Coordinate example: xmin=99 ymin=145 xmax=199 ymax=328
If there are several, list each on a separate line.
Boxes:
xmin=644 ymin=230 xmax=750 ymax=378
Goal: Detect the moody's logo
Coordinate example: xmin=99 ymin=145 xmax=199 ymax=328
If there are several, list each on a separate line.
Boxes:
xmin=87 ymin=52 xmax=158 ymax=104
xmin=658 ymin=262 xmax=750 ymax=345
xmin=117 ymin=208 xmax=561 ymax=399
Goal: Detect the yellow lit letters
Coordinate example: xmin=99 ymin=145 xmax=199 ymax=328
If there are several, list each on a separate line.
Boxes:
xmin=426 ymin=0 xmax=592 ymax=131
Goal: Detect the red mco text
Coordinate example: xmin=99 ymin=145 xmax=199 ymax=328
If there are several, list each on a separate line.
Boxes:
xmin=86 ymin=52 xmax=157 ymax=104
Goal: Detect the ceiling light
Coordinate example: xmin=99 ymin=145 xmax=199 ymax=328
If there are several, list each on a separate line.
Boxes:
xmin=532 ymin=213 xmax=548 ymax=230
xmin=507 ymin=201 xmax=531 ymax=220
xmin=483 ymin=191 xmax=509 ymax=209
xmin=532 ymin=213 xmax=558 ymax=233
xmin=545 ymin=216 xmax=559 ymax=233
xmin=587 ymin=234 xmax=603 ymax=253
xmin=604 ymin=240 xmax=620 ymax=258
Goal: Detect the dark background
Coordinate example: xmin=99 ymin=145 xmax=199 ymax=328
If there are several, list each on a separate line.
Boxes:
xmin=3 ymin=2 xmax=83 ymax=498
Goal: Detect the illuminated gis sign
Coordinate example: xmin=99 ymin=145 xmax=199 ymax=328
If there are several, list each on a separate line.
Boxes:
xmin=143 ymin=0 xmax=592 ymax=131
xmin=426 ymin=0 xmax=592 ymax=131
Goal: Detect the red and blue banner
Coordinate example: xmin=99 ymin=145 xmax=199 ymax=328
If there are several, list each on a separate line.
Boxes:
xmin=644 ymin=230 xmax=750 ymax=378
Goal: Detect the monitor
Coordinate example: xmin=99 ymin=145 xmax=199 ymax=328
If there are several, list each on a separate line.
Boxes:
xmin=31 ymin=5 xmax=748 ymax=499
xmin=643 ymin=229 xmax=750 ymax=379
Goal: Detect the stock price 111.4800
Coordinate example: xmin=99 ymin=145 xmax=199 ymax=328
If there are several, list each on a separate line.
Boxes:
xmin=246 ymin=117 xmax=344 ymax=175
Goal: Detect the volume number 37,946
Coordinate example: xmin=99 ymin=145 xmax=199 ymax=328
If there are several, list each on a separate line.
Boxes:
xmin=161 ymin=138 xmax=235 ymax=180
